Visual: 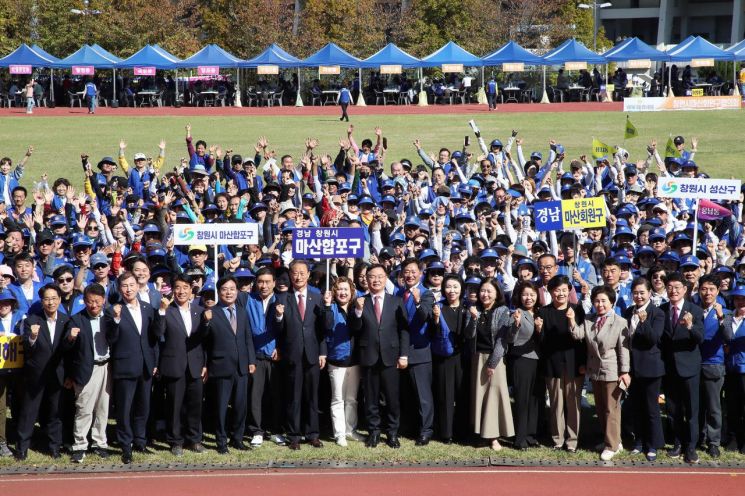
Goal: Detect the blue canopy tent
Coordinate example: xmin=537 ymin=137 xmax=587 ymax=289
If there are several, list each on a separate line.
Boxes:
xmin=31 ymin=44 xmax=62 ymax=64
xmin=117 ymin=43 xmax=181 ymax=69
xmin=0 ymin=44 xmax=64 ymax=104
xmin=300 ymin=43 xmax=361 ymax=106
xmin=90 ymin=44 xmax=123 ymax=64
xmin=541 ymin=39 xmax=606 ymax=103
xmin=481 ymin=41 xmax=546 ymax=103
xmin=240 ymin=44 xmax=302 ymax=106
xmin=177 ymin=44 xmax=243 ymax=105
xmin=727 ymin=39 xmax=745 ymax=95
xmin=419 ymin=42 xmax=482 ymax=105
xmin=59 ymin=44 xmax=122 ymax=106
xmin=602 ymin=37 xmax=669 ymax=62
xmin=359 ymin=43 xmax=421 ymax=105
xmin=665 ymin=36 xmax=733 ymax=95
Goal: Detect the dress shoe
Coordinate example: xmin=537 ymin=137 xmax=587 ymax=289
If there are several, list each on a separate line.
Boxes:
xmin=121 ymin=451 xmax=132 ymax=464
xmin=415 ymin=436 xmax=430 ymax=447
xmin=15 ymin=450 xmax=28 ymax=461
xmin=366 ymin=433 xmax=380 ymax=448
xmin=514 ymin=442 xmax=528 ymax=451
xmin=441 ymin=438 xmax=453 ymax=445
xmin=216 ymin=445 xmax=229 ymax=455
xmin=288 ymin=441 xmax=301 ymax=450
xmin=92 ymin=447 xmax=110 ymax=459
xmin=667 ymin=445 xmax=682 ymax=458
xmin=186 ymin=443 xmax=207 ymax=454
xmin=49 ymin=449 xmax=61 ymax=459
xmin=386 ymin=435 xmax=401 ymax=449
xmin=684 ymin=449 xmax=699 ymax=464
xmin=230 ymin=441 xmax=249 ymax=451
xmin=133 ymin=445 xmax=153 ymax=455
xmin=645 ymin=450 xmax=657 ymax=462
xmin=526 ymin=436 xmax=540 ymax=447
xmin=309 ymin=438 xmax=323 ymax=448
xmin=170 ymin=445 xmax=184 ymax=457
xmin=71 ymin=450 xmax=86 ymax=463
xmin=707 ymin=445 xmax=721 ymax=459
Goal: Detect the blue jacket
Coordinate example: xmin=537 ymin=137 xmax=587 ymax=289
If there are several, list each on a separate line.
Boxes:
xmin=725 ymin=315 xmax=745 ymax=374
xmin=241 ymin=292 xmax=277 ymax=358
xmin=700 ymin=307 xmax=731 ymax=365
xmin=0 ymin=165 xmax=23 ymax=204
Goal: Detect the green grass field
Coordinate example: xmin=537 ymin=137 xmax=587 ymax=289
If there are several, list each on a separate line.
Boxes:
xmin=0 ymin=110 xmax=744 ymax=192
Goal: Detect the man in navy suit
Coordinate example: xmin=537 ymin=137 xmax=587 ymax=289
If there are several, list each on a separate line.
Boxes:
xmin=660 ymin=272 xmax=705 ymax=464
xmin=204 ymin=275 xmax=256 ymax=454
xmin=348 ymin=264 xmax=409 ymax=449
xmin=275 ymin=259 xmax=326 ymax=450
xmin=15 ymin=284 xmax=73 ymax=460
xmin=105 ymin=272 xmax=166 ymax=464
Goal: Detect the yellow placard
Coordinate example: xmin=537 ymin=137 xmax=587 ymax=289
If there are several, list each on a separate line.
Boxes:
xmin=627 ymin=59 xmax=651 ymax=69
xmin=502 ymin=62 xmax=525 ymax=72
xmin=319 ymin=65 xmax=340 ymax=75
xmin=691 ymin=58 xmax=714 ymax=68
xmin=561 ymin=197 xmax=607 ymax=229
xmin=257 ymin=65 xmax=279 ymax=75
xmin=565 ymin=61 xmax=587 ymax=70
xmin=442 ymin=64 xmax=463 ymax=73
xmin=380 ymin=65 xmax=402 ymax=74
xmin=692 ymin=88 xmax=704 ymax=97
xmin=0 ymin=335 xmax=23 ymax=370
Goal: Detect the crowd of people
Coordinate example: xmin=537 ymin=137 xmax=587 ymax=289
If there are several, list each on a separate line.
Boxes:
xmin=1 ymin=122 xmax=745 ymax=468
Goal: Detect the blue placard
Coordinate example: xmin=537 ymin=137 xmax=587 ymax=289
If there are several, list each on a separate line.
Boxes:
xmin=533 ymin=201 xmax=563 ymax=232
xmin=292 ymin=227 xmax=366 ymax=259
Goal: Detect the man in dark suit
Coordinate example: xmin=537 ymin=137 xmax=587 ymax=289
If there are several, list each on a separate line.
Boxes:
xmin=105 ymin=272 xmax=166 ymax=464
xmin=275 ymin=259 xmax=326 ymax=450
xmin=204 ymin=275 xmax=256 ymax=454
xmin=660 ymin=272 xmax=705 ymax=464
xmin=160 ymin=275 xmax=209 ymax=456
xmin=348 ymin=263 xmax=409 ymax=449
xmin=66 ymin=283 xmax=112 ymax=463
xmin=397 ymin=258 xmax=434 ymax=445
xmin=624 ymin=278 xmax=666 ymax=461
xmin=15 ymin=284 xmax=72 ymax=460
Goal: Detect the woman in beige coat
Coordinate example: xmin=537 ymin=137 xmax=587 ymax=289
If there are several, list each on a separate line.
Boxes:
xmin=569 ymin=285 xmax=631 ymax=461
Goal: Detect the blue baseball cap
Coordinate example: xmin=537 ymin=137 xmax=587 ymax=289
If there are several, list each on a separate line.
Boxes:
xmin=679 ymin=255 xmax=700 ymax=268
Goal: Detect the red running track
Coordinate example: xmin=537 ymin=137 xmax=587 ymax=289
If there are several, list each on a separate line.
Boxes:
xmin=0 ymin=101 xmax=622 ymax=117
xmin=1 ymin=467 xmax=742 ymax=496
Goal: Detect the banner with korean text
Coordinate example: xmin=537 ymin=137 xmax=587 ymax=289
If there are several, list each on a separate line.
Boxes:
xmin=292 ymin=227 xmax=365 ymax=259
xmin=658 ymin=177 xmax=741 ymax=201
xmin=0 ymin=335 xmax=23 ymax=370
xmin=624 ymin=96 xmax=741 ymax=112
xmin=534 ymin=197 xmax=607 ymax=232
xmin=172 ymin=223 xmax=260 ymax=245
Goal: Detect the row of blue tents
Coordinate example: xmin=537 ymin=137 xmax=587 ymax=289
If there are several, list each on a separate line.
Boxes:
xmin=1 ymin=36 xmax=745 ymax=72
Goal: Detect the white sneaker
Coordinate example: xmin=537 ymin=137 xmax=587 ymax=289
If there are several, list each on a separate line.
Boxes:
xmin=336 ymin=437 xmax=348 ymax=447
xmin=270 ymin=434 xmax=288 ymax=445
xmin=250 ymin=435 xmax=263 ymax=447
xmin=600 ymin=449 xmax=617 ymax=461
xmin=347 ymin=431 xmax=366 ymax=442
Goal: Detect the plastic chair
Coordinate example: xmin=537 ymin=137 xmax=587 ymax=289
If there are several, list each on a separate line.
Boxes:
xmin=271 ymin=90 xmax=284 ymax=107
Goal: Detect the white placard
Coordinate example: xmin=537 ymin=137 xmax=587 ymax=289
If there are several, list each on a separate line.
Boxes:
xmin=319 ymin=65 xmax=340 ymax=75
xmin=503 ymin=63 xmax=525 ymax=72
xmin=380 ymin=65 xmax=402 ymax=74
xmin=172 ymin=223 xmax=260 ymax=246
xmin=442 ymin=64 xmax=463 ymax=73
xmin=658 ymin=177 xmax=741 ymax=201
xmin=565 ymin=61 xmax=587 ymax=70
xmin=257 ymin=65 xmax=279 ymax=75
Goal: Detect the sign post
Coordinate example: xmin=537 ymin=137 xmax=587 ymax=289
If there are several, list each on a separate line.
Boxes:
xmin=292 ymin=227 xmax=366 ymax=291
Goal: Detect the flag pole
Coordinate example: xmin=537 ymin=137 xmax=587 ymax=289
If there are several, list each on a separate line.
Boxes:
xmin=326 ymin=259 xmax=331 ymax=292
xmin=692 ymin=198 xmax=700 ymax=250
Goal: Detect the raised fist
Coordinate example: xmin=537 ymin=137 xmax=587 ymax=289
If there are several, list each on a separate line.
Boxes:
xmin=513 ymin=309 xmax=522 ymax=327
xmin=534 ymin=317 xmax=544 ymax=333
xmin=469 ymin=306 xmax=479 ymax=319
xmin=30 ymin=324 xmax=40 ymax=339
xmin=432 ymin=305 xmax=441 ymax=321
xmin=323 ymin=290 xmax=334 ymax=306
xmin=203 ymin=309 xmax=212 ymax=321
xmin=112 ymin=304 xmax=122 ymax=320
xmin=637 ymin=310 xmax=647 ymax=322
xmin=69 ymin=327 xmax=80 ymax=341
xmin=565 ymin=307 xmax=575 ymax=323
xmin=355 ymin=297 xmax=365 ymax=311
xmin=275 ymin=304 xmax=285 ymax=317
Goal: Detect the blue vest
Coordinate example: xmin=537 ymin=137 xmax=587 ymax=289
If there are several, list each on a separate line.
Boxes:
xmin=725 ymin=318 xmax=745 ymax=374
xmin=487 ymin=81 xmax=497 ymax=94
xmin=325 ymin=303 xmax=352 ymax=361
xmin=245 ymin=293 xmax=276 ymax=357
xmin=701 ymin=308 xmax=728 ymax=365
xmin=339 ymin=88 xmax=351 ymax=104
xmin=398 ymin=283 xmax=431 ymax=350
xmin=431 ymin=302 xmax=457 ymax=357
xmin=85 ymin=82 xmax=97 ymax=96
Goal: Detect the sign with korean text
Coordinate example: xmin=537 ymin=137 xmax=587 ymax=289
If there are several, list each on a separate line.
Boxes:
xmin=441 ymin=64 xmax=463 ymax=73
xmin=502 ymin=63 xmax=525 ymax=72
xmin=172 ymin=223 xmax=260 ymax=246
xmin=198 ymin=66 xmax=220 ymax=76
xmin=624 ymin=95 xmax=741 ymax=112
xmin=565 ymin=61 xmax=587 ymax=70
xmin=691 ymin=58 xmax=714 ymax=68
xmin=0 ymin=335 xmax=23 ymax=370
xmin=9 ymin=65 xmax=32 ymax=75
xmin=626 ymin=59 xmax=651 ymax=69
xmin=257 ymin=65 xmax=279 ymax=75
xmin=658 ymin=177 xmax=741 ymax=201
xmin=319 ymin=65 xmax=340 ymax=75
xmin=380 ymin=65 xmax=402 ymax=74
xmin=292 ymin=227 xmax=365 ymax=259
xmin=72 ymin=66 xmax=94 ymax=76
xmin=691 ymin=88 xmax=704 ymax=97
xmin=534 ymin=198 xmax=607 ymax=232
xmin=134 ymin=66 xmax=156 ymax=76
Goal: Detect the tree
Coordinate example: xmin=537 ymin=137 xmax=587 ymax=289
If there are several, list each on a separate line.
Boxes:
xmin=556 ymin=1 xmax=612 ymax=52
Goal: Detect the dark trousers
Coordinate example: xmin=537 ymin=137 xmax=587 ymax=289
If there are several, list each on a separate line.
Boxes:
xmin=508 ymin=356 xmax=541 ymax=447
xmin=630 ymin=376 xmax=664 ymax=451
xmin=699 ymin=364 xmax=725 ymax=447
xmin=340 ymin=102 xmax=349 ymax=121
xmin=114 ymin=375 xmax=152 ymax=452
xmin=362 ymin=360 xmax=400 ymax=437
xmin=163 ymin=374 xmax=203 ymax=447
xmin=16 ymin=378 xmax=62 ymax=453
xmin=432 ymin=354 xmax=463 ymax=440
xmin=248 ymin=358 xmax=283 ymax=436
xmin=405 ymin=361 xmax=434 ymax=438
xmin=724 ymin=373 xmax=745 ymax=447
xmin=284 ymin=359 xmax=320 ymax=442
xmin=487 ymin=93 xmax=497 ymax=109
xmin=665 ymin=372 xmax=700 ymax=451
xmin=212 ymin=373 xmax=248 ymax=448
xmin=0 ymin=374 xmax=10 ymax=444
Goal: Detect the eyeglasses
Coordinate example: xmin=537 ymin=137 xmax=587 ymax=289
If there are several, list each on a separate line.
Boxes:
xmin=367 ymin=275 xmax=386 ymax=280
xmin=92 ymin=264 xmax=109 ymax=270
xmin=57 ymin=277 xmax=73 ymax=283
xmin=86 ymin=226 xmax=99 ymax=231
xmin=1 ymin=275 xmax=12 ymax=279
xmin=538 ymin=265 xmax=555 ymax=272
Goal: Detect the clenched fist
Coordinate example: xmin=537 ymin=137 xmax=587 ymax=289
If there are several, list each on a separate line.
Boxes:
xmin=469 ymin=306 xmax=479 ymax=319
xmin=680 ymin=311 xmax=693 ymax=330
xmin=534 ymin=317 xmax=544 ymax=333
xmin=565 ymin=307 xmax=575 ymax=323
xmin=637 ymin=310 xmax=647 ymax=322
xmin=30 ymin=324 xmax=40 ymax=339
xmin=355 ymin=297 xmax=365 ymax=311
xmin=323 ymin=290 xmax=334 ymax=306
xmin=203 ymin=309 xmax=212 ymax=321
xmin=513 ymin=309 xmax=522 ymax=327
xmin=68 ymin=327 xmax=80 ymax=342
xmin=275 ymin=304 xmax=285 ymax=317
xmin=432 ymin=305 xmax=441 ymax=321
xmin=112 ymin=304 xmax=122 ymax=320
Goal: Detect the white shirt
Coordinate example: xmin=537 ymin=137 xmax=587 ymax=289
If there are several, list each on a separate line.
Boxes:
xmin=90 ymin=312 xmax=109 ymax=361
xmin=21 ymin=282 xmax=34 ymax=302
xmin=138 ymin=287 xmax=150 ymax=304
xmin=630 ymin=301 xmax=651 ymax=335
xmin=178 ymin=304 xmax=192 ymax=336
xmin=0 ymin=314 xmax=13 ymax=334
xmin=46 ymin=312 xmax=58 ymax=344
xmin=356 ymin=292 xmax=385 ymax=318
xmin=126 ymin=302 xmax=143 ymax=334
xmin=670 ymin=299 xmax=685 ymax=325
xmin=262 ymin=295 xmax=273 ymax=315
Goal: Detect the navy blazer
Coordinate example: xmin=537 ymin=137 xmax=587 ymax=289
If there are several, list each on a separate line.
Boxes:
xmin=348 ymin=293 xmax=410 ymax=368
xmin=104 ymin=302 xmax=164 ymax=380
xmin=624 ymin=304 xmax=666 ymax=378
xmin=275 ymin=290 xmax=327 ymax=366
xmin=65 ymin=309 xmax=107 ymax=387
xmin=660 ymin=300 xmax=705 ymax=378
xmin=205 ymin=304 xmax=256 ymax=378
xmin=23 ymin=312 xmax=73 ymax=389
xmin=159 ymin=302 xmax=208 ymax=380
